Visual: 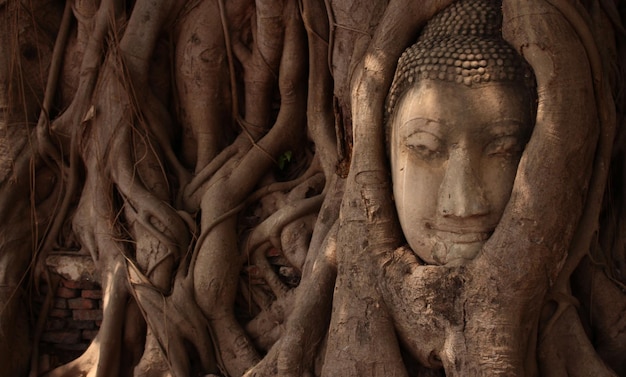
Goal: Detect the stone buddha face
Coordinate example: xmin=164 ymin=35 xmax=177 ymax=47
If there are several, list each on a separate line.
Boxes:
xmin=390 ymin=79 xmax=533 ymax=265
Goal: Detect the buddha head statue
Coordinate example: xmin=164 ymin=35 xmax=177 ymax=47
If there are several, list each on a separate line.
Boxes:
xmin=386 ymin=0 xmax=536 ymax=265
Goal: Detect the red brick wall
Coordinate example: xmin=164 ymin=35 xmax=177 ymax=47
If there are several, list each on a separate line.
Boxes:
xmin=38 ymin=278 xmax=102 ymax=365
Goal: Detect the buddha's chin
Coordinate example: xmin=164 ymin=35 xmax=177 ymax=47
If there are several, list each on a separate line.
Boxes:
xmin=431 ymin=240 xmax=484 ymax=265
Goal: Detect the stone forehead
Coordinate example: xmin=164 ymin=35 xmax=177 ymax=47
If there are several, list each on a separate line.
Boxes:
xmin=385 ymin=0 xmax=535 ymax=119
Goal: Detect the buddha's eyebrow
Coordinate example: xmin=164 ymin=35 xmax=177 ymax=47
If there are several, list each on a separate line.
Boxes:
xmin=484 ymin=119 xmax=525 ymax=136
xmin=401 ymin=117 xmax=446 ymax=132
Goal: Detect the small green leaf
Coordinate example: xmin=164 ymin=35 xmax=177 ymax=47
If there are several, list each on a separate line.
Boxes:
xmin=277 ymin=150 xmax=293 ymax=170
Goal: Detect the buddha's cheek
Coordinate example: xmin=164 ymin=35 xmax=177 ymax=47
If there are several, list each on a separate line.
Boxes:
xmin=480 ymin=158 xmax=521 ymax=220
xmin=392 ymin=151 xmax=443 ymax=264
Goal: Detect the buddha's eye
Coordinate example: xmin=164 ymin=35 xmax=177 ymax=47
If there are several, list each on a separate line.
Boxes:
xmin=405 ymin=132 xmax=444 ymax=160
xmin=486 ymin=136 xmax=523 ymax=158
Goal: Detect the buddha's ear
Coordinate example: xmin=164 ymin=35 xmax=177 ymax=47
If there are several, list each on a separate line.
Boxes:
xmin=482 ymin=0 xmax=611 ymax=286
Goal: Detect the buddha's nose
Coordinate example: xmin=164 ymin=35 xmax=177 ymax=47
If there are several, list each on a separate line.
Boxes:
xmin=438 ymin=149 xmax=490 ymax=218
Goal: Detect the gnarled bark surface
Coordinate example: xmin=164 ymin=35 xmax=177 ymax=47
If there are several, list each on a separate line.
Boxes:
xmin=1 ymin=0 xmax=625 ymax=376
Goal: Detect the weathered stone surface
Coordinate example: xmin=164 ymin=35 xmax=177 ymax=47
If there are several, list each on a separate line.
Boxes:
xmin=46 ymin=254 xmax=99 ymax=283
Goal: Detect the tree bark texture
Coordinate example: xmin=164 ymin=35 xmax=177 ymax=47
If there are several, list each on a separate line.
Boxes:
xmin=1 ymin=0 xmax=625 ymax=376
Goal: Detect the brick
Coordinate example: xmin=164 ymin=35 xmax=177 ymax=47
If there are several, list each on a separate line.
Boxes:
xmin=53 ymin=298 xmax=68 ymax=309
xmin=41 ymin=330 xmax=81 ymax=344
xmin=81 ymin=289 xmax=102 ymax=300
xmin=56 ymin=286 xmax=78 ymax=299
xmin=67 ymin=298 xmax=96 ymax=310
xmin=73 ymin=309 xmax=102 ymax=322
xmin=60 ymin=279 xmax=82 ymax=289
xmin=61 ymin=279 xmax=97 ymax=290
xmin=49 ymin=308 xmax=72 ymax=318
xmin=81 ymin=281 xmax=98 ymax=290
xmin=82 ymin=330 xmax=99 ymax=341
xmin=66 ymin=320 xmax=95 ymax=330
xmin=45 ymin=318 xmax=66 ymax=331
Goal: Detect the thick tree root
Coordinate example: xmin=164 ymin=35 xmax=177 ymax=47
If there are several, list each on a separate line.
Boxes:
xmin=8 ymin=0 xmax=625 ymax=376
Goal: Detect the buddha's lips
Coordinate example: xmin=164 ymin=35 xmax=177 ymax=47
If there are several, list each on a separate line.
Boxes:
xmin=426 ymin=223 xmax=495 ymax=243
xmin=437 ymin=230 xmax=491 ymax=243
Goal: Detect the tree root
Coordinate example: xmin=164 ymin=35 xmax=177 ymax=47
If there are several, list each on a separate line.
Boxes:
xmin=280 ymin=214 xmax=316 ymax=272
xmin=34 ymin=0 xmax=72 ymax=163
xmin=50 ymin=0 xmax=121 ymax=138
xmin=10 ymin=0 xmax=623 ymax=376
xmin=173 ymin=0 xmax=234 ymax=172
xmin=244 ymin=191 xmax=325 ymax=260
xmin=127 ymin=261 xmax=219 ymax=377
xmin=250 ymin=221 xmax=339 ymax=377
xmin=321 ymin=0 xmax=454 ymax=374
xmin=189 ymin=6 xmax=308 ymax=374
xmin=539 ymin=303 xmax=617 ymax=377
xmin=244 ymin=286 xmax=295 ymax=351
xmin=113 ymin=131 xmax=189 ymax=254
xmin=301 ymin=0 xmax=337 ymax=178
xmin=572 ymin=256 xmax=626 ymax=374
xmin=28 ymin=271 xmax=60 ymax=377
xmin=250 ymin=243 xmax=289 ymax=298
xmin=535 ymin=0 xmax=617 ymax=295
